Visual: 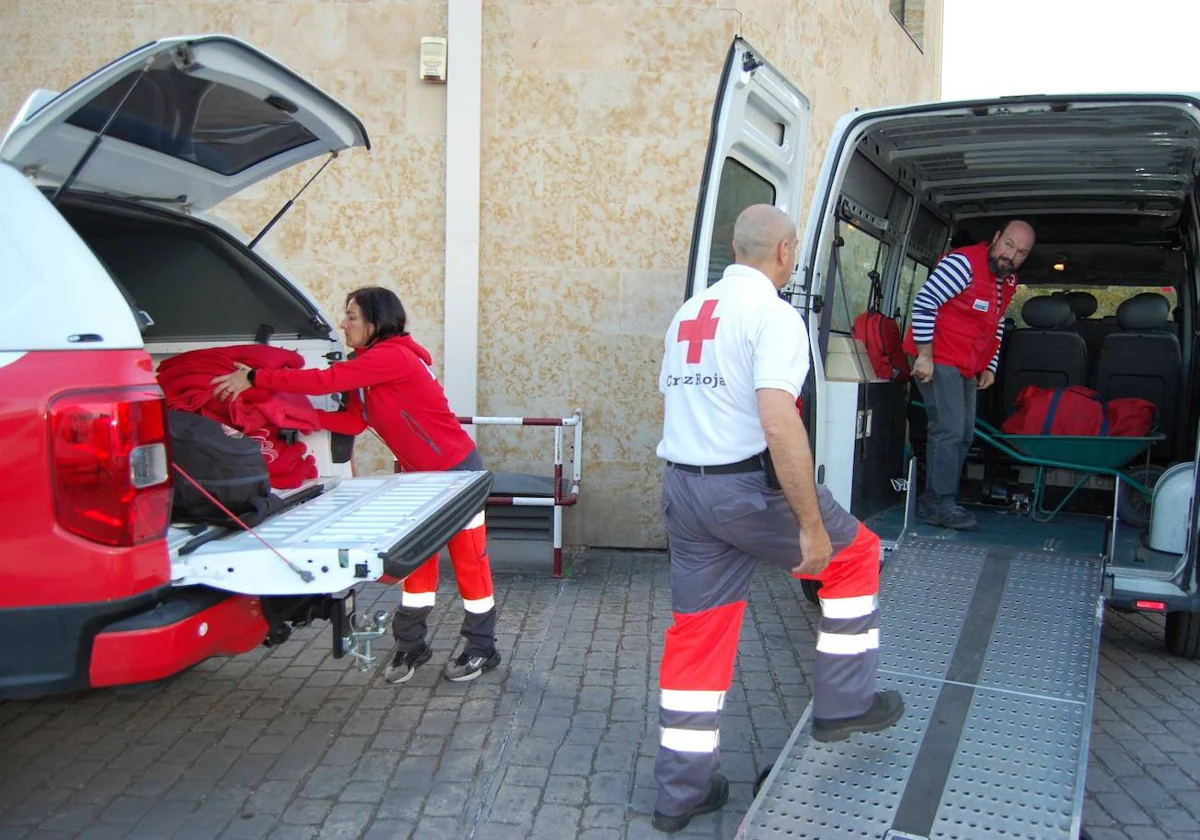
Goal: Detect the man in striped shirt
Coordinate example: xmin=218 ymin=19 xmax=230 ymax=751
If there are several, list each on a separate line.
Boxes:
xmin=905 ymin=221 xmax=1035 ymax=529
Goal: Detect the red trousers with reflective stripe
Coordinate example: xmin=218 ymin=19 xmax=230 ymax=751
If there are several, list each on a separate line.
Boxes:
xmin=402 ymin=519 xmax=494 ymax=604
xmin=392 ymin=516 xmax=497 ymax=657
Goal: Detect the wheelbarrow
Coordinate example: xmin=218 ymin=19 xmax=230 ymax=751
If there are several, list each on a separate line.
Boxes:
xmin=913 ymin=402 xmax=1164 ymax=523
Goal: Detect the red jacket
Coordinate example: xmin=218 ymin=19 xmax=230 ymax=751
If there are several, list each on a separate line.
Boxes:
xmin=253 ymin=335 xmax=474 ymax=472
xmin=902 ymin=242 xmax=1018 ymax=378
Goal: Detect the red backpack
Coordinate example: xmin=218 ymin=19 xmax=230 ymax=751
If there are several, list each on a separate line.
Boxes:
xmin=851 ymin=272 xmax=911 ymax=382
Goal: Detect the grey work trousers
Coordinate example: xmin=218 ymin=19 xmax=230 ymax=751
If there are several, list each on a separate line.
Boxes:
xmin=915 ymin=363 xmax=977 ymax=513
xmin=654 ymin=464 xmax=882 ymax=818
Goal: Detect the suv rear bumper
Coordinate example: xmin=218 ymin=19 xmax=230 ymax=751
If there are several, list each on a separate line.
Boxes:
xmin=0 ymin=587 xmax=267 ymax=699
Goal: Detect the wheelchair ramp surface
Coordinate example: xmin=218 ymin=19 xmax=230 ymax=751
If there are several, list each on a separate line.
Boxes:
xmin=737 ymin=537 xmax=1104 ymax=840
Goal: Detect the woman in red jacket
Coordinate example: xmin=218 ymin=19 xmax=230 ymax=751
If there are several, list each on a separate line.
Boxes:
xmin=212 ymin=286 xmax=499 ymax=684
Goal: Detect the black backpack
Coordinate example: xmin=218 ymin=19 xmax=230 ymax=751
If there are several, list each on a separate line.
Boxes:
xmin=167 ymin=411 xmax=280 ymax=528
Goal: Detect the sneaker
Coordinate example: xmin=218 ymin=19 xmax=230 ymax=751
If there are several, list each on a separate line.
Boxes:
xmin=924 ymin=505 xmax=978 ymax=530
xmin=383 ymin=645 xmax=431 ymax=684
xmin=443 ymin=649 xmax=501 ymax=682
xmin=652 ymin=773 xmax=729 ymax=833
xmin=812 ymin=690 xmax=905 ymax=742
xmin=916 ymin=491 xmax=936 ymax=519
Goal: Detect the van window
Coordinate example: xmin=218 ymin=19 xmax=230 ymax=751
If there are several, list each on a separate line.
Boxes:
xmin=65 ymin=65 xmax=319 ymax=177
xmin=830 ymin=223 xmax=889 ymax=333
xmin=1006 ymin=285 xmax=1178 ymax=327
xmin=895 ymin=255 xmax=930 ymax=331
xmin=705 ymin=157 xmax=777 ymax=287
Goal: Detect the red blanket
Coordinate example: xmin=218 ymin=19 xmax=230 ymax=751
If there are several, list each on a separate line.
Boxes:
xmin=157 ymin=346 xmax=320 ymax=488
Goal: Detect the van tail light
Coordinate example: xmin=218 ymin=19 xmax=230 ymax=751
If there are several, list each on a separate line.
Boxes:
xmin=49 ymin=387 xmax=172 ymax=546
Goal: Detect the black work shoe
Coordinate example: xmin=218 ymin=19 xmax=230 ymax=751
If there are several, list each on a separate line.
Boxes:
xmin=383 ymin=645 xmax=432 ymax=684
xmin=652 ymin=773 xmax=729 ymax=833
xmin=916 ymin=491 xmax=936 ymax=520
xmin=443 ymin=649 xmax=501 ymax=682
xmin=753 ymin=764 xmax=773 ymax=797
xmin=924 ymin=505 xmax=977 ymax=530
xmin=812 ymin=690 xmax=905 ymax=742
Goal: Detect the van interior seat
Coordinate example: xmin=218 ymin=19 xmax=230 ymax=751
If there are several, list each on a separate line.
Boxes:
xmin=1061 ymin=290 xmax=1112 ymax=366
xmin=1094 ymin=293 xmax=1180 ymax=436
xmin=1000 ymin=295 xmax=1088 ymax=418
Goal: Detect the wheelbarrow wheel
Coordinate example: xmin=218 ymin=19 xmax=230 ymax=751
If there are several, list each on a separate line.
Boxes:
xmin=1117 ymin=463 xmax=1165 ymax=530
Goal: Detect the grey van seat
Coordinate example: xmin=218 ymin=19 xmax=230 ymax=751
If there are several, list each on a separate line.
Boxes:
xmin=1094 ymin=293 xmax=1180 ymax=436
xmin=1000 ymin=295 xmax=1089 ymax=417
xmin=1062 ymin=290 xmax=1111 ymax=366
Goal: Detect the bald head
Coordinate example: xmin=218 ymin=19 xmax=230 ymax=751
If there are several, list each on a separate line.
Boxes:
xmin=989 ymin=219 xmax=1036 ymax=276
xmin=732 ymin=204 xmax=797 ymax=288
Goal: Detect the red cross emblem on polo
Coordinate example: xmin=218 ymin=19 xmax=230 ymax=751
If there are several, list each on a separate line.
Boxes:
xmin=678 ymin=299 xmax=721 ymax=364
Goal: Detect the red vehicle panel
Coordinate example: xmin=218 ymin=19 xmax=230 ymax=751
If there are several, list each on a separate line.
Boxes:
xmin=0 ymin=349 xmax=171 ymax=609
xmin=89 ymin=594 xmax=269 ymax=688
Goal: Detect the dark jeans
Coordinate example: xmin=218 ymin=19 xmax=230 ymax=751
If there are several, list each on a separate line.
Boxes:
xmin=915 ymin=364 xmax=977 ymax=513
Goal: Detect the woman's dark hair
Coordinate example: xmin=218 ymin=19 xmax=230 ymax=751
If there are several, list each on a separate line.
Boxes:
xmin=346 ymin=286 xmax=408 ymax=345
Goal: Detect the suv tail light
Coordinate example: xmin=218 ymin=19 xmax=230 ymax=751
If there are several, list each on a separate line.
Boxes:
xmin=49 ymin=387 xmax=172 ymax=546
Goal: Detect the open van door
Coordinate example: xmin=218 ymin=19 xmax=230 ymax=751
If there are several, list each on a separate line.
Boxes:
xmin=685 ymin=38 xmax=811 ymax=300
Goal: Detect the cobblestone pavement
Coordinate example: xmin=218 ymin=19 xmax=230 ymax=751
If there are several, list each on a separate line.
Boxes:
xmin=1 ymin=551 xmax=1198 ymax=839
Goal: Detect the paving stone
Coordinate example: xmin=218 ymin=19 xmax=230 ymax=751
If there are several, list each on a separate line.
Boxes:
xmin=3 ymin=558 xmax=1200 ymax=840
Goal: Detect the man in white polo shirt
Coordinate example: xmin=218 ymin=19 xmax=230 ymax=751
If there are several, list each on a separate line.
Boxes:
xmin=650 ymin=204 xmax=904 ymax=834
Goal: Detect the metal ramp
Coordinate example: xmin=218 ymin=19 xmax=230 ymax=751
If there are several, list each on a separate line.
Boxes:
xmin=738 ymin=536 xmax=1104 ymax=840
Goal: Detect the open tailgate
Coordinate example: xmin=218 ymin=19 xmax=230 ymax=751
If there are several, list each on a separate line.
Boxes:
xmin=169 ymin=471 xmax=493 ymax=596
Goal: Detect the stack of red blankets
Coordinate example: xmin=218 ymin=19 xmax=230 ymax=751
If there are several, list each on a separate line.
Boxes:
xmin=157 ymin=345 xmax=321 ymax=489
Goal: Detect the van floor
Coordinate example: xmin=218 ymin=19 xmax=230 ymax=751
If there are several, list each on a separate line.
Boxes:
xmin=865 ymin=500 xmax=1144 ymax=560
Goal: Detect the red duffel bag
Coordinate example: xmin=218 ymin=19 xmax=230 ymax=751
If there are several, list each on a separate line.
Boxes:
xmin=1106 ymin=397 xmax=1158 ymax=436
xmin=1002 ymin=385 xmax=1108 ymax=436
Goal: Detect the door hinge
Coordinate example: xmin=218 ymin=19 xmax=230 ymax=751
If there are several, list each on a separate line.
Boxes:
xmin=856 ymin=409 xmax=873 ymax=440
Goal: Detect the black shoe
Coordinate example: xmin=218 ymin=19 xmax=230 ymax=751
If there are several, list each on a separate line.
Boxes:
xmin=383 ymin=644 xmax=432 ymax=684
xmin=923 ymin=505 xmax=977 ymax=530
xmin=753 ymin=764 xmax=773 ymax=797
xmin=443 ymin=649 xmax=501 ymax=682
xmin=916 ymin=491 xmax=936 ymax=520
xmin=652 ymin=773 xmax=729 ymax=833
xmin=812 ymin=690 xmax=905 ymax=742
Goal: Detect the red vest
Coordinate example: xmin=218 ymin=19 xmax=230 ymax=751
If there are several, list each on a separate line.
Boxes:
xmin=903 ymin=242 xmax=1018 ymax=377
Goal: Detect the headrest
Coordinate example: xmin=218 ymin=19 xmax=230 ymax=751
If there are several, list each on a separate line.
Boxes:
xmin=1116 ymin=293 xmax=1170 ymax=330
xmin=1022 ymin=295 xmax=1075 ymax=330
xmin=1062 ymin=291 xmax=1098 ymax=319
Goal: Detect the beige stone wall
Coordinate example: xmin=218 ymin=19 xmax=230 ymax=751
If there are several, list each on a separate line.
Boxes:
xmin=0 ymin=0 xmax=940 ymax=550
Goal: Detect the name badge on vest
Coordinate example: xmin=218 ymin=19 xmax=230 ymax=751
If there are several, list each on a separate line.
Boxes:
xmin=972 ymin=298 xmax=990 ymax=312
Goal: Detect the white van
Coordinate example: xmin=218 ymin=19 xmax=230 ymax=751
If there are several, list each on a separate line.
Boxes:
xmin=690 ymin=39 xmax=1200 ymax=651
xmin=698 ymin=38 xmax=1200 ymax=839
xmin=0 ymin=35 xmax=491 ymax=699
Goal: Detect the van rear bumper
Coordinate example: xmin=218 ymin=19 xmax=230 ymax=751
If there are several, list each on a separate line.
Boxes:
xmin=89 ymin=589 xmax=268 ymax=689
xmin=0 ymin=588 xmax=267 ymax=699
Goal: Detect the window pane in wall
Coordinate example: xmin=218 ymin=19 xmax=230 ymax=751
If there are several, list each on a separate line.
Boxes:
xmin=707 ymin=158 xmax=777 ymax=287
xmin=830 ymin=224 xmax=889 ymax=333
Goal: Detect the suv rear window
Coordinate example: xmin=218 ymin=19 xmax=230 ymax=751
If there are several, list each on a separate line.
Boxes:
xmin=65 ymin=65 xmax=317 ymax=176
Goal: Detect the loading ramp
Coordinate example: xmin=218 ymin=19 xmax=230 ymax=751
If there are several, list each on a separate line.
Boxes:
xmin=738 ymin=534 xmax=1104 ymax=839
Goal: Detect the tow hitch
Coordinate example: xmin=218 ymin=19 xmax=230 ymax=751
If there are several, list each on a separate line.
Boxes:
xmin=330 ymin=590 xmax=391 ymax=672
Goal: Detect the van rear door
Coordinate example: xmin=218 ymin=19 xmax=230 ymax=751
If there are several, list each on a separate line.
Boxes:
xmin=685 ymin=37 xmax=812 ymax=300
